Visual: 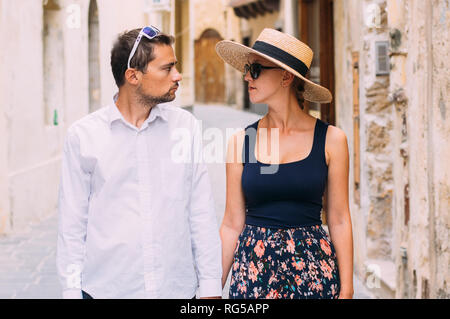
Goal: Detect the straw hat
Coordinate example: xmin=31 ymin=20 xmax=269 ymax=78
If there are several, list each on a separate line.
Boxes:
xmin=215 ymin=28 xmax=332 ymax=104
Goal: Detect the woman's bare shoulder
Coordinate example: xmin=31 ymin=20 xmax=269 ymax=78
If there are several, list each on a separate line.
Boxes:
xmin=226 ymin=129 xmax=247 ymax=165
xmin=325 ymin=125 xmax=348 ymax=163
xmin=326 ymin=125 xmax=347 ymax=144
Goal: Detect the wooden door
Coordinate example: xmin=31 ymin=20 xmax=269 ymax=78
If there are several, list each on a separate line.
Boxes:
xmin=194 ymin=29 xmax=225 ymax=104
xmin=319 ymin=0 xmax=335 ymax=125
xmin=297 ymin=0 xmax=335 ymax=125
xmin=298 ymin=0 xmax=336 ymax=224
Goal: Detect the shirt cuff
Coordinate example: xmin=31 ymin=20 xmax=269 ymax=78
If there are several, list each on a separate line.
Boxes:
xmin=62 ymin=289 xmax=83 ymax=299
xmin=198 ymin=278 xmax=222 ymax=298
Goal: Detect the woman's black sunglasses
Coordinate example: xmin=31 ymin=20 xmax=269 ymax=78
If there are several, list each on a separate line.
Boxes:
xmin=244 ymin=63 xmax=283 ymax=80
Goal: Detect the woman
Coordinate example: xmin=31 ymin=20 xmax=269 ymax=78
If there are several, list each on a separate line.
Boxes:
xmin=215 ymin=29 xmax=353 ymax=299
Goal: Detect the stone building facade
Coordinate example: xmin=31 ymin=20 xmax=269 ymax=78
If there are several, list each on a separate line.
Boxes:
xmin=227 ymin=0 xmax=449 ymax=298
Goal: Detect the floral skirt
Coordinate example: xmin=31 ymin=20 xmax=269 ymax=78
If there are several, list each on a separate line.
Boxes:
xmin=228 ymin=224 xmax=340 ymax=299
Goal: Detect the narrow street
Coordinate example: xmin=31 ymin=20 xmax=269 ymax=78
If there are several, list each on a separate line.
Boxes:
xmin=0 ymin=105 xmax=372 ymax=299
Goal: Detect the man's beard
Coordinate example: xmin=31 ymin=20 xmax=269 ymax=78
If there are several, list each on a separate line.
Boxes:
xmin=136 ymin=84 xmax=178 ymax=108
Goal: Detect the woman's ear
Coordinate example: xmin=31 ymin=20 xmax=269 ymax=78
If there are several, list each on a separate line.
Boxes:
xmin=281 ymin=70 xmax=294 ymax=87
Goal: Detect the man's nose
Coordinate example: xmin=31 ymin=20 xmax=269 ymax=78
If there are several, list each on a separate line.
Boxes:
xmin=173 ymin=67 xmax=182 ymax=82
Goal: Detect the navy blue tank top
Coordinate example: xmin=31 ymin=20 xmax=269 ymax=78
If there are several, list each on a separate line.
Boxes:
xmin=241 ymin=118 xmax=329 ymax=229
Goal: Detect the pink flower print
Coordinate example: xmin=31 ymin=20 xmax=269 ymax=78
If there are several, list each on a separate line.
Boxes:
xmin=286 ymin=238 xmax=295 ymax=254
xmin=291 ymin=257 xmax=306 ymax=271
xmin=309 ymin=280 xmax=323 ymax=292
xmin=254 ymin=240 xmax=265 ymax=258
xmin=238 ymin=282 xmax=247 ymax=294
xmin=268 ymin=272 xmax=277 ymax=285
xmin=266 ymin=288 xmax=280 ymax=299
xmin=319 ymin=260 xmax=333 ymax=280
xmin=248 ymin=261 xmax=259 ymax=283
xmin=331 ymin=283 xmax=337 ymax=296
xmin=308 ymin=262 xmax=318 ymax=277
xmin=320 ymin=238 xmax=332 ymax=256
xmin=253 ymin=287 xmax=260 ymax=299
xmin=257 ymin=261 xmax=264 ymax=273
xmin=328 ymin=258 xmax=335 ymax=269
xmin=295 ymin=274 xmax=303 ymax=287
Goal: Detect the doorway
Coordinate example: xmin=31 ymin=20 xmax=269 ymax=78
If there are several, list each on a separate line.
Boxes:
xmin=194 ymin=29 xmax=225 ymax=104
xmin=88 ymin=0 xmax=101 ymax=113
xmin=297 ymin=0 xmax=335 ymax=125
xmin=43 ymin=0 xmax=64 ymax=125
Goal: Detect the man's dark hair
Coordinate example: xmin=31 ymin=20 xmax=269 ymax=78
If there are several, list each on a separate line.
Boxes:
xmin=110 ymin=28 xmax=175 ymax=87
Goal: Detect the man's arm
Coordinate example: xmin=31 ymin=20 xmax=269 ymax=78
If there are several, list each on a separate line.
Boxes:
xmin=56 ymin=128 xmax=91 ymax=299
xmin=188 ymin=119 xmax=222 ymax=298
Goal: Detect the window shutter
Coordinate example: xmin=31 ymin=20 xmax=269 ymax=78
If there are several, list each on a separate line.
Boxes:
xmin=375 ymin=41 xmax=390 ymax=75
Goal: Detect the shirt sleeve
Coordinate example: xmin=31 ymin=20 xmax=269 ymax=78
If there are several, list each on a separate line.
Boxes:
xmin=56 ymin=128 xmax=90 ymax=299
xmin=188 ymin=119 xmax=223 ymax=298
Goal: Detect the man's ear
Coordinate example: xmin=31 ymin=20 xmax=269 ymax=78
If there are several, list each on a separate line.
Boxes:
xmin=124 ymin=68 xmax=140 ymax=86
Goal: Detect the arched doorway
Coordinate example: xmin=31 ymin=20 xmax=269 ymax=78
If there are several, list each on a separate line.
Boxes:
xmin=88 ymin=0 xmax=101 ymax=112
xmin=194 ymin=29 xmax=225 ymax=104
xmin=43 ymin=0 xmax=64 ymax=125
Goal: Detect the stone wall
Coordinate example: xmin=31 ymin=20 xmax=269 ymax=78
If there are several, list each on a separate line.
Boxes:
xmin=334 ymin=0 xmax=449 ymax=298
xmin=404 ymin=0 xmax=449 ymax=299
xmin=429 ymin=0 xmax=449 ymax=298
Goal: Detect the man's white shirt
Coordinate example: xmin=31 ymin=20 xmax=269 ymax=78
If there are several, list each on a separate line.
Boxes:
xmin=56 ymin=102 xmax=222 ymax=298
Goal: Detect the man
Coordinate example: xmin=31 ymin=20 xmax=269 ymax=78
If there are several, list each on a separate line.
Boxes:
xmin=56 ymin=27 xmax=222 ymax=299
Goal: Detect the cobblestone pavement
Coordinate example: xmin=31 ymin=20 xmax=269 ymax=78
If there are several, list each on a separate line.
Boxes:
xmin=0 ymin=214 xmax=61 ymax=299
xmin=0 ymin=104 xmax=373 ymax=299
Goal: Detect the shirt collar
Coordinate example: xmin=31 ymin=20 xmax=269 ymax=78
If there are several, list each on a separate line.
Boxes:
xmin=108 ymin=94 xmax=168 ymax=127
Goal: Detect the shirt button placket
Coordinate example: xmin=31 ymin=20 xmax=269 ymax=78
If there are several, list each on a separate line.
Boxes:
xmin=136 ymin=129 xmax=154 ymax=294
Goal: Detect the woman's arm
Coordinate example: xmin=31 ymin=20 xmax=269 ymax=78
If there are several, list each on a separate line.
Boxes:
xmin=220 ymin=131 xmax=247 ymax=288
xmin=325 ymin=125 xmax=354 ymax=299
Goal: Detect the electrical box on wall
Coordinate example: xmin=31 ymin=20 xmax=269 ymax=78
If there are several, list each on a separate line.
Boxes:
xmin=375 ymin=41 xmax=390 ymax=76
xmin=144 ymin=0 xmax=171 ymax=12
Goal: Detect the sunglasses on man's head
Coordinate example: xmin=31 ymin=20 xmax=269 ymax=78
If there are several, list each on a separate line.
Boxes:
xmin=127 ymin=26 xmax=161 ymax=69
xmin=244 ymin=63 xmax=283 ymax=80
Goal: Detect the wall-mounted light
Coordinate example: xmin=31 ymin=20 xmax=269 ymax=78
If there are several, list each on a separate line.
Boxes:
xmin=144 ymin=0 xmax=171 ymax=12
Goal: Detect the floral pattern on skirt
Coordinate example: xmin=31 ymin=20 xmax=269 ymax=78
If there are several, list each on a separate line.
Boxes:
xmin=229 ymin=224 xmax=340 ymax=299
